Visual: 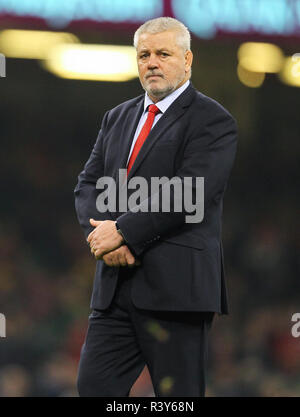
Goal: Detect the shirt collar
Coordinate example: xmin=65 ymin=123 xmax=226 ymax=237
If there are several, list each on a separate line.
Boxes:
xmin=143 ymin=79 xmax=190 ymax=114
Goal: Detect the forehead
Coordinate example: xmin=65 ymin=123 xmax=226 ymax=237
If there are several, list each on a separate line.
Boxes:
xmin=137 ymin=30 xmax=179 ymax=51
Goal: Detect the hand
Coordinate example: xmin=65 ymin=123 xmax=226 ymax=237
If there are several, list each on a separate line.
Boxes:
xmin=87 ymin=219 xmax=124 ymax=259
xmin=102 ymin=245 xmax=141 ymax=267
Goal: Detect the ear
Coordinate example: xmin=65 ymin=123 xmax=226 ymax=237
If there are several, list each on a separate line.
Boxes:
xmin=184 ymin=50 xmax=193 ymax=73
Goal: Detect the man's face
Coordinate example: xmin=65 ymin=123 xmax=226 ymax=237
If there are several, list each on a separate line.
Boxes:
xmin=136 ymin=30 xmax=193 ymax=102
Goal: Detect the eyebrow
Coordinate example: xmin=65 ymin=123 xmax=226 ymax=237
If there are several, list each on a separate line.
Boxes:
xmin=138 ymin=48 xmax=173 ymax=54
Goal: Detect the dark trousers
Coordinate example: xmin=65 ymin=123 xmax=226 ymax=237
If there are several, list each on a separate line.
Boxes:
xmin=77 ymin=268 xmax=214 ymax=397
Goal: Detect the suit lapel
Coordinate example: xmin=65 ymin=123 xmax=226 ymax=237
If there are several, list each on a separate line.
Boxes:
xmin=118 ymin=97 xmax=144 ymax=171
xmin=127 ymin=83 xmax=197 ymax=180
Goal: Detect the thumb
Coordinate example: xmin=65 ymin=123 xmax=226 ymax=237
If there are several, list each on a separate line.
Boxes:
xmin=90 ymin=218 xmax=101 ymax=226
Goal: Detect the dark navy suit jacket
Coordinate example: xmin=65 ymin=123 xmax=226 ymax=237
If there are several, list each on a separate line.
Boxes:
xmin=74 ymin=82 xmax=237 ymax=314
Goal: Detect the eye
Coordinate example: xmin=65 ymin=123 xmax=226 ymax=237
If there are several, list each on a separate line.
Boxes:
xmin=161 ymin=52 xmax=169 ymax=57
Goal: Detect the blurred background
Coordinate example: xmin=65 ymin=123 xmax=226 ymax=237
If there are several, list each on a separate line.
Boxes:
xmin=0 ymin=0 xmax=299 ymax=397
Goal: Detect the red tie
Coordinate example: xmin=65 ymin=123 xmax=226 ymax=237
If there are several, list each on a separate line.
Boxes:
xmin=127 ymin=104 xmax=160 ymax=175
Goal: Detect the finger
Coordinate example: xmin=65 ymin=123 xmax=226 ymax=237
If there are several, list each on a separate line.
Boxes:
xmin=109 ymin=251 xmax=121 ymax=267
xmin=87 ymin=231 xmax=95 ymax=243
xmin=90 ymin=218 xmax=102 ymax=227
xmin=89 ymin=237 xmax=97 ymax=247
xmin=95 ymin=245 xmax=113 ymax=260
xmin=94 ymin=248 xmax=104 ymax=259
xmin=103 ymin=254 xmax=112 ymax=266
xmin=96 ymin=251 xmax=106 ymax=261
xmin=90 ymin=242 xmax=97 ymax=254
xmin=118 ymin=250 xmax=128 ymax=267
xmin=125 ymin=248 xmax=136 ymax=267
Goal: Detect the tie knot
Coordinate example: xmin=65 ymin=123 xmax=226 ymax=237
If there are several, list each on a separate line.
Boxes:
xmin=148 ymin=104 xmax=160 ymax=115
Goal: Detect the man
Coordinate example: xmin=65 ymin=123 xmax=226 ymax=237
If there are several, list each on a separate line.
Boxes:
xmin=74 ymin=17 xmax=237 ymax=397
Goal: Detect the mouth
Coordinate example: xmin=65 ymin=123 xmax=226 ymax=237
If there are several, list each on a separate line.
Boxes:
xmin=146 ymin=75 xmax=163 ymax=79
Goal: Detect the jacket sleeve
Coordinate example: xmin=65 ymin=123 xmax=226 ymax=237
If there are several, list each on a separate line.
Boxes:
xmin=74 ymin=111 xmax=111 ymax=239
xmin=116 ymin=109 xmax=238 ymax=256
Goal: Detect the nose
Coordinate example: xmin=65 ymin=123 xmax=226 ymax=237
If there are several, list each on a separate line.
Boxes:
xmin=147 ymin=53 xmax=159 ymax=69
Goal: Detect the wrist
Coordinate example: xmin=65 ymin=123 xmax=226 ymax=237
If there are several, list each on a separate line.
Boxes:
xmin=115 ymin=221 xmax=126 ymax=243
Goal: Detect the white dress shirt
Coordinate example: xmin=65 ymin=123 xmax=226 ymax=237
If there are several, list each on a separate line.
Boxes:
xmin=126 ymin=80 xmax=190 ymax=166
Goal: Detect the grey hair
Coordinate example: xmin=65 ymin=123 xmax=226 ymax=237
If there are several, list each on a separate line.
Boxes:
xmin=133 ymin=17 xmax=191 ymax=52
